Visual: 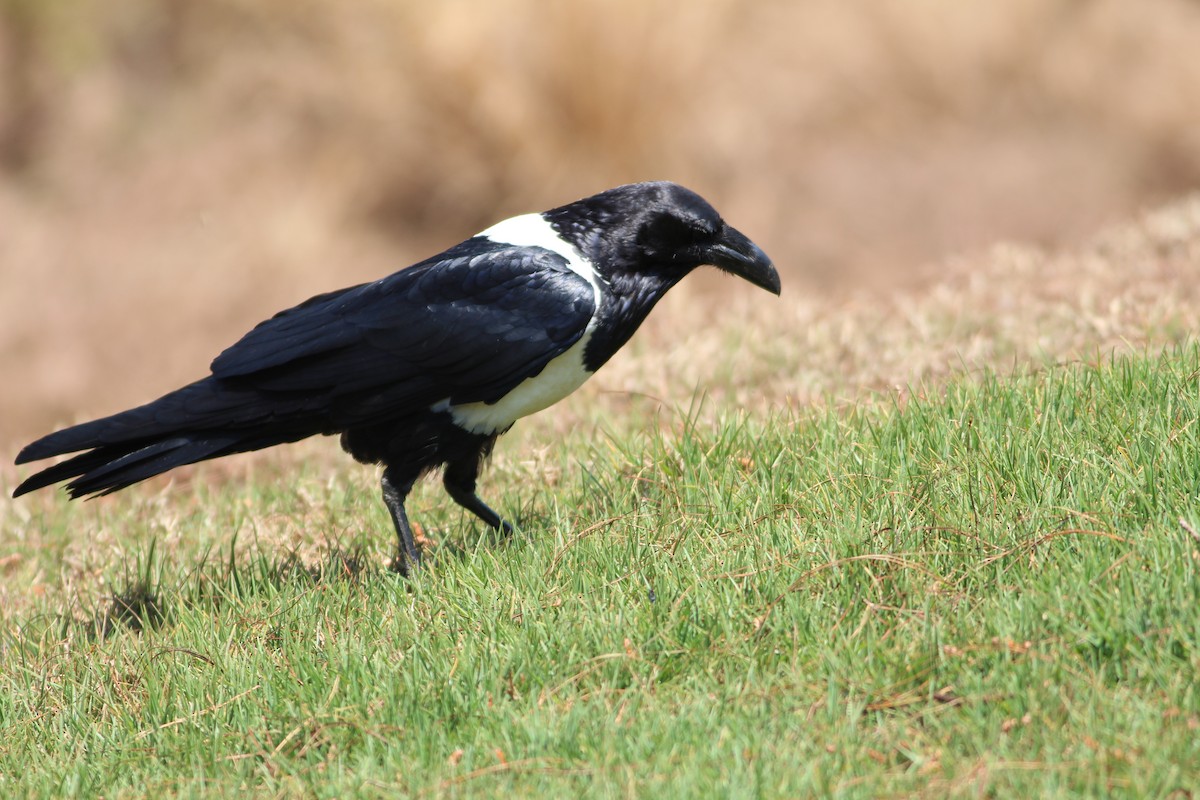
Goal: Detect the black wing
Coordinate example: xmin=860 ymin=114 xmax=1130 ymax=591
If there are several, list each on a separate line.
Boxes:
xmin=210 ymin=238 xmax=597 ymax=427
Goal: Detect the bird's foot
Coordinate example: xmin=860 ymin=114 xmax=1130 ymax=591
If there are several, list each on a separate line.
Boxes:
xmin=388 ymin=549 xmax=423 ymax=577
xmin=488 ymin=518 xmax=515 ymax=546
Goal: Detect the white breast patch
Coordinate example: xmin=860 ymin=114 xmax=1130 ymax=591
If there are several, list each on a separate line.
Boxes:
xmin=443 ymin=214 xmax=603 ymax=435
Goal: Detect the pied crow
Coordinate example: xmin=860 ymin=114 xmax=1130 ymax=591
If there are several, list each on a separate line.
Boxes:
xmin=13 ymin=181 xmax=780 ymax=573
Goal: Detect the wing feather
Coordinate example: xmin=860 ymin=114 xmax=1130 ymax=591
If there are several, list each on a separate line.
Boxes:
xmin=209 ymin=239 xmax=596 ymax=425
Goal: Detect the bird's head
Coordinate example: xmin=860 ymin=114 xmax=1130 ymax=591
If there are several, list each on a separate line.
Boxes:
xmin=546 ymin=182 xmax=781 ymax=295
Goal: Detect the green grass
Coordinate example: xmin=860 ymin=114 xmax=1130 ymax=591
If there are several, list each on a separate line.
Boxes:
xmin=3 ymin=346 xmax=1200 ymax=798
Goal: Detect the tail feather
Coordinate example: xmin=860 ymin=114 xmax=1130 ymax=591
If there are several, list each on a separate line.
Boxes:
xmin=16 ymin=378 xmax=273 ymax=464
xmin=67 ymin=436 xmax=240 ymax=497
xmin=12 ymin=443 xmax=147 ymax=496
xmin=13 ymin=376 xmax=324 ymax=499
xmin=15 ymin=418 xmax=121 ymax=465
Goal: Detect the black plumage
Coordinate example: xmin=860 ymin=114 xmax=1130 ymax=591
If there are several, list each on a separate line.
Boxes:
xmin=14 ymin=181 xmax=780 ymax=572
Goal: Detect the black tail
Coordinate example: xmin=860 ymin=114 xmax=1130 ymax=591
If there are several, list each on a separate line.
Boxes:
xmin=14 ymin=377 xmax=319 ymax=499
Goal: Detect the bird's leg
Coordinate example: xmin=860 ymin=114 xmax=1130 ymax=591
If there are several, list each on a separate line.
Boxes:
xmin=381 ymin=468 xmax=422 ymax=575
xmin=443 ymin=455 xmax=514 ymax=537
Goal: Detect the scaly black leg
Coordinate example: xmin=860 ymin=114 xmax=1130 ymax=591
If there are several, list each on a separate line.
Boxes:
xmin=443 ymin=455 xmax=514 ymax=536
xmin=381 ymin=468 xmax=422 ymax=575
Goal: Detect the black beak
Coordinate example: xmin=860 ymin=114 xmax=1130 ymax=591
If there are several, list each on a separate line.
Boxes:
xmin=706 ymin=225 xmax=781 ymax=295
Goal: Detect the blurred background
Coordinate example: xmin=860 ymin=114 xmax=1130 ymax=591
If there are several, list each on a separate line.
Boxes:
xmin=3 ymin=0 xmax=1200 ymax=444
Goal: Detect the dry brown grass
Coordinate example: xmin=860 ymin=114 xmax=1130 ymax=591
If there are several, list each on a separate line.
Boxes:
xmin=2 ymin=0 xmax=1200 ymax=447
xmin=601 ymin=193 xmax=1200 ymax=419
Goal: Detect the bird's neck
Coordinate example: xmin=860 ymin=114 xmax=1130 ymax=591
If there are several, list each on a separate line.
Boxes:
xmin=541 ymin=206 xmax=691 ymax=372
xmin=582 ymin=269 xmax=685 ymax=372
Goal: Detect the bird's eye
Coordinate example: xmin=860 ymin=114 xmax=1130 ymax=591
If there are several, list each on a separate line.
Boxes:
xmin=641 ymin=213 xmax=717 ymax=256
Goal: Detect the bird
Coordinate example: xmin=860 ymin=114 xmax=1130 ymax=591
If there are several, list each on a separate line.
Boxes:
xmin=13 ymin=181 xmax=780 ymax=573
